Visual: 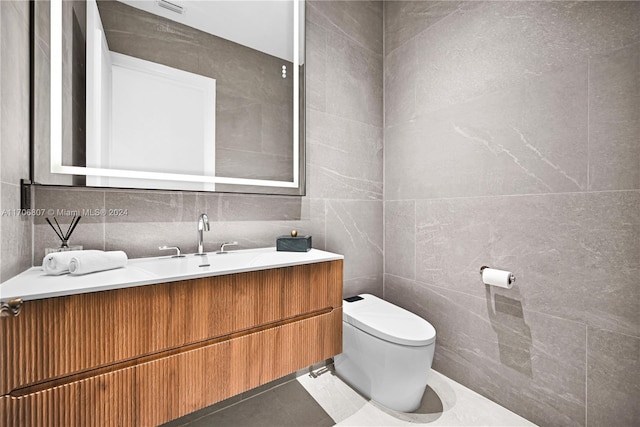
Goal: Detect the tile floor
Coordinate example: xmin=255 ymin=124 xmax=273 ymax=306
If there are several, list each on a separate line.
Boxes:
xmin=298 ymin=369 xmax=535 ymax=426
xmin=168 ymin=368 xmax=536 ymax=427
xmin=168 ymin=380 xmax=333 ymax=427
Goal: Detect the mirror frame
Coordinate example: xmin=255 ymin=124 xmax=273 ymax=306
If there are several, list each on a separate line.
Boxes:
xmin=46 ymin=0 xmax=305 ymax=193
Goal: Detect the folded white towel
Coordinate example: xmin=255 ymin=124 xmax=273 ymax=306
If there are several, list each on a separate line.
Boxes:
xmin=42 ymin=250 xmax=101 ymax=275
xmin=68 ymin=251 xmax=128 ymax=275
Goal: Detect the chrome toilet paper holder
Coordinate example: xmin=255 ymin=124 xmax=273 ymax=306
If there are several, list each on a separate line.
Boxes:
xmin=480 ymin=266 xmax=516 ymax=285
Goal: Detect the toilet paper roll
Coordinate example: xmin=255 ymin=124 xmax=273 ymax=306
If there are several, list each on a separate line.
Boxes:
xmin=481 ymin=268 xmax=514 ymax=289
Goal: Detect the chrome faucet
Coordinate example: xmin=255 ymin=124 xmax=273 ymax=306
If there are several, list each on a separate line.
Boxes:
xmin=216 ymin=241 xmax=238 ymax=254
xmin=196 ymin=213 xmax=210 ymax=256
xmin=159 ymin=245 xmax=184 ymax=258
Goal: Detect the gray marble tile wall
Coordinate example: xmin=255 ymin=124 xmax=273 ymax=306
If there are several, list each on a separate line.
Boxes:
xmin=0 ymin=0 xmax=32 ymax=282
xmin=33 ymin=1 xmax=384 ymax=297
xmin=383 ymin=2 xmax=639 ymax=427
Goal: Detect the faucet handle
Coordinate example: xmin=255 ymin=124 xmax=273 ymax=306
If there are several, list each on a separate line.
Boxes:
xmin=217 ymin=241 xmax=238 ymax=254
xmin=159 ymin=245 xmax=184 ymax=258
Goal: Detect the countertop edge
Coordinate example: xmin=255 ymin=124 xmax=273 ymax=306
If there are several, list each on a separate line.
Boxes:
xmin=0 ymin=248 xmax=344 ymax=302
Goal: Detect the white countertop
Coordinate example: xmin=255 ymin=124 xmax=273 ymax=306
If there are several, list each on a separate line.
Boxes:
xmin=0 ymin=247 xmax=343 ymax=302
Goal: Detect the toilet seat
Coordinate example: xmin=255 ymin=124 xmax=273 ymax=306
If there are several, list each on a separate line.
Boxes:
xmin=342 ymin=294 xmax=436 ymax=347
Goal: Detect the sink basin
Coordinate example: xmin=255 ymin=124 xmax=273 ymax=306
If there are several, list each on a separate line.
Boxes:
xmin=132 ymin=250 xmax=262 ymax=278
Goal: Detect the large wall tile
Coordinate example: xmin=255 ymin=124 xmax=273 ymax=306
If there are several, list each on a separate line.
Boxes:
xmin=326 ymin=200 xmax=382 ymax=290
xmin=414 ymin=191 xmax=639 ymax=337
xmin=34 ymin=187 xmax=105 ymax=225
xmin=0 ymin=0 xmax=30 ymax=185
xmin=520 ymin=63 xmax=588 ymax=191
xmin=385 ymin=275 xmax=587 ymax=427
xmin=206 ymin=217 xmax=326 ymax=254
xmin=384 ymin=200 xmax=414 ymax=279
xmin=412 ymin=1 xmax=640 ymax=117
xmin=204 ymin=198 xmax=325 ymax=250
xmin=208 ymin=199 xmax=326 ymax=254
xmin=105 ymin=191 xmax=198 ymax=223
xmin=306 ymin=20 xmax=327 ymax=113
xmin=306 ymin=110 xmax=382 ymax=200
xmin=386 ymin=93 xmax=531 ymax=199
xmin=344 ymin=275 xmax=382 ymax=299
xmin=589 ymin=43 xmax=640 ymax=191
xmin=384 ymin=1 xmax=461 ymax=55
xmin=384 ymin=34 xmax=417 ymax=127
xmin=101 ymin=196 xmax=323 ymax=259
xmin=412 ymin=1 xmax=528 ymax=116
xmin=306 ymin=2 xmax=385 ymax=222
xmin=324 ymin=31 xmax=382 ymax=127
xmin=198 ymin=193 xmax=303 ymax=222
xmin=386 ymin=65 xmax=587 ymax=200
xmin=1 ymin=183 xmax=32 ymax=282
xmin=578 ymin=192 xmax=640 ymax=336
xmin=307 ymin=0 xmax=382 ymax=56
xmin=587 ymin=327 xmax=640 ymax=427
xmin=0 ymin=1 xmax=32 ymax=282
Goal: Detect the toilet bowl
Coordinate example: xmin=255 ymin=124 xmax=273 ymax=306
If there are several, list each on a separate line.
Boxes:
xmin=334 ymin=294 xmax=436 ymax=413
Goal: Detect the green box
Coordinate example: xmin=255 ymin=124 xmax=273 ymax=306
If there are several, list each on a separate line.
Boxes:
xmin=276 ymin=235 xmax=312 ymax=252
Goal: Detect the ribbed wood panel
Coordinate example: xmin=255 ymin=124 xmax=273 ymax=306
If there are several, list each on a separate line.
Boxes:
xmin=135 ymin=309 xmax=342 ymax=426
xmin=1 ymin=309 xmax=341 ymax=426
xmin=0 ymin=365 xmax=136 ymax=427
xmin=0 ymin=260 xmax=342 ymax=395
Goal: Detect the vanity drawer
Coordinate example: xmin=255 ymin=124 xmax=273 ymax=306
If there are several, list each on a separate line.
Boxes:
xmin=1 ymin=308 xmax=342 ymax=427
xmin=136 ymin=307 xmax=342 ymax=426
xmin=0 ymin=366 xmax=136 ymax=427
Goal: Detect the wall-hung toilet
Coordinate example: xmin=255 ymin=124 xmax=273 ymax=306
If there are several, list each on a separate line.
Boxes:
xmin=334 ymin=294 xmax=436 ymax=413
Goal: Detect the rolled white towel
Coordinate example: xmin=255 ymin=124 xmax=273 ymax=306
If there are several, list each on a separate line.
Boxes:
xmin=68 ymin=250 xmax=128 ymax=275
xmin=43 ymin=250 xmax=101 ymax=276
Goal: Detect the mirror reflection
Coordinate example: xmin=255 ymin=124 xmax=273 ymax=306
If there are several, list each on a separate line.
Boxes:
xmin=51 ymin=0 xmax=304 ymax=193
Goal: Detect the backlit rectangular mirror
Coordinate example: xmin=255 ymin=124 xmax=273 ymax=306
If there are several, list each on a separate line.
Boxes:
xmin=35 ymin=0 xmax=305 ymax=195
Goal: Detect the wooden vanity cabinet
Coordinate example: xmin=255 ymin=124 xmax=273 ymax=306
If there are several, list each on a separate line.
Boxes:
xmin=0 ymin=260 xmax=343 ymax=426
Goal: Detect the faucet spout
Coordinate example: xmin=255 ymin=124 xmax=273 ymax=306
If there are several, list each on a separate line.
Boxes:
xmin=196 ymin=213 xmax=210 ymax=256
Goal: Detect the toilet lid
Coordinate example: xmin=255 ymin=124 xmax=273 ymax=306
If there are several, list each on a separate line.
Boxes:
xmin=342 ymin=294 xmax=436 ymax=347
